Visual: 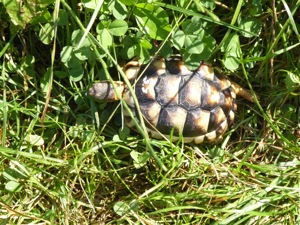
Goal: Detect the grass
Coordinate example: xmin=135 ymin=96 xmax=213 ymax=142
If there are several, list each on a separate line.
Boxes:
xmin=0 ymin=0 xmax=300 ymax=224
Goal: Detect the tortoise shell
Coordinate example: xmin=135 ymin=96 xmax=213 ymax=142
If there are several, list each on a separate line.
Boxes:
xmin=89 ymin=56 xmax=253 ymax=143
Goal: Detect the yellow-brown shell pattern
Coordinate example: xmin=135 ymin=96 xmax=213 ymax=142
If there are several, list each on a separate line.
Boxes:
xmin=123 ymin=57 xmax=237 ymax=144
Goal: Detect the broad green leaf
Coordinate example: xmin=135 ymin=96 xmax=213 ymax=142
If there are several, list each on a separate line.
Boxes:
xmin=198 ymin=34 xmax=216 ymax=60
xmin=182 ymin=20 xmax=202 ymax=35
xmin=129 ymin=200 xmax=139 ymax=212
xmin=173 ymin=19 xmax=216 ymax=65
xmin=119 ymin=0 xmax=135 ymax=5
xmin=108 ymin=20 xmax=128 ymax=36
xmin=66 ymin=56 xmax=82 ymax=68
xmin=284 ymin=71 xmax=300 ymax=92
xmin=281 ymin=104 xmax=297 ymax=123
xmin=134 ymin=3 xmax=172 ymax=40
xmin=54 ymin=71 xmax=68 ymax=78
xmin=24 ymin=55 xmax=35 ymax=66
xmin=119 ymin=126 xmax=130 ymax=140
xmin=31 ymin=10 xmax=52 ymax=24
xmin=173 ymin=29 xmax=185 ymax=49
xmin=57 ymin=9 xmax=69 ymax=26
xmin=39 ymin=23 xmax=54 ymax=45
xmin=69 ymin=64 xmax=84 ymax=82
xmin=113 ymin=201 xmax=130 ymax=216
xmin=249 ymin=0 xmax=263 ymax=15
xmin=201 ymin=0 xmax=216 ymax=10
xmin=130 ymin=150 xmax=150 ymax=168
xmin=108 ymin=0 xmax=128 ymax=19
xmin=74 ymin=46 xmax=92 ymax=61
xmin=113 ymin=200 xmax=139 ymax=216
xmin=25 ymin=134 xmax=44 ymax=146
xmin=135 ymin=45 xmax=150 ymax=63
xmin=96 ymin=22 xmax=113 ymax=50
xmin=80 ymin=130 xmax=95 ymax=142
xmin=182 ymin=52 xmax=205 ymax=70
xmin=287 ymin=72 xmax=300 ymax=84
xmin=221 ymin=33 xmax=241 ymax=70
xmin=71 ymin=30 xmax=90 ymax=47
xmin=68 ymin=125 xmax=83 ymax=139
xmin=3 ymin=168 xmax=27 ymax=181
xmin=120 ymin=35 xmax=137 ymax=59
xmin=81 ymin=0 xmax=98 ymax=10
xmin=60 ymin=46 xmax=74 ymax=64
xmin=239 ymin=17 xmax=262 ymax=38
xmin=224 ymin=56 xmax=240 ymax=71
xmin=158 ymin=41 xmax=173 ymax=58
xmin=40 ymin=69 xmax=51 ymax=93
xmin=2 ymin=0 xmax=54 ymax=30
xmin=185 ymin=34 xmax=204 ymax=54
xmin=97 ymin=29 xmax=113 ymax=50
xmin=61 ymin=46 xmax=82 ymax=68
xmin=120 ymin=44 xmax=136 ymax=59
xmin=139 ymin=39 xmax=152 ymax=49
xmin=5 ymin=181 xmax=22 ymax=192
xmin=112 ymin=135 xmax=122 ymax=142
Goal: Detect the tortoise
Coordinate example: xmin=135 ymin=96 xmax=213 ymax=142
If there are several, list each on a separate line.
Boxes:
xmin=89 ymin=56 xmax=255 ymax=144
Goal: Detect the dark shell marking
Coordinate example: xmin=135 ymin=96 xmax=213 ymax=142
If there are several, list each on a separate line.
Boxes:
xmin=122 ymin=57 xmax=237 ymax=143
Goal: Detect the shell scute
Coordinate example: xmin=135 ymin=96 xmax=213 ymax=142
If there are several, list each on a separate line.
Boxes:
xmin=140 ymin=101 xmax=161 ymax=127
xmin=154 ymin=74 xmax=181 ymax=106
xmin=204 ymin=130 xmax=217 ymax=142
xmin=201 ymin=81 xmax=221 ymax=110
xmin=213 ymin=75 xmax=232 ymax=91
xmin=135 ymin=75 xmax=158 ymax=102
xmin=166 ymin=57 xmax=191 ymax=75
xmin=197 ymin=63 xmax=215 ymax=81
xmin=216 ymin=120 xmax=229 ymax=137
xmin=208 ymin=106 xmax=227 ymax=133
xmin=156 ymin=106 xmax=187 ymax=135
xmin=183 ymin=109 xmax=210 ymax=136
xmin=179 ymin=75 xmax=202 ymax=110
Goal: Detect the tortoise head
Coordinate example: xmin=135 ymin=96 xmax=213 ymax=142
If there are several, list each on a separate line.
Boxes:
xmin=89 ymin=81 xmax=125 ymax=101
